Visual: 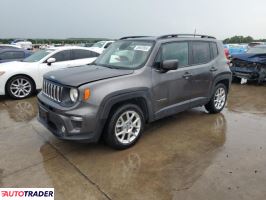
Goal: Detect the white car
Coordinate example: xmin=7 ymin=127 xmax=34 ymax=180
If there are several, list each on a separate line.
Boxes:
xmin=11 ymin=40 xmax=33 ymax=50
xmin=0 ymin=46 xmax=100 ymax=99
xmin=0 ymin=44 xmax=22 ymax=49
xmin=88 ymin=40 xmax=114 ymax=54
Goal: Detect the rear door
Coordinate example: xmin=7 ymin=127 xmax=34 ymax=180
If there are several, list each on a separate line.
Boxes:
xmin=186 ymin=41 xmax=213 ymax=106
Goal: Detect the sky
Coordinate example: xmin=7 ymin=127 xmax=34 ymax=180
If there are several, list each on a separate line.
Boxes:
xmin=1 ymin=0 xmax=266 ymax=40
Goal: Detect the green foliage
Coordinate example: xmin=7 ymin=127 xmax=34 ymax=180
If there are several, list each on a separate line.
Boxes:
xmin=224 ymin=35 xmax=266 ymax=44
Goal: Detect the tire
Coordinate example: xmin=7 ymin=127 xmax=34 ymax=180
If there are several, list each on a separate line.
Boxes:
xmin=104 ymin=104 xmax=145 ymax=150
xmin=205 ymin=84 xmax=227 ymax=114
xmin=6 ymin=75 xmax=35 ymax=99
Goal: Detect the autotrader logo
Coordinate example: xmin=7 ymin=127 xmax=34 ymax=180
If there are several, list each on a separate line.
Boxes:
xmin=0 ymin=188 xmax=54 ymax=200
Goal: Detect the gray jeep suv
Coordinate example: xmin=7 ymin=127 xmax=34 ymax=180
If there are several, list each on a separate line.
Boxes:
xmin=38 ymin=34 xmax=232 ymax=149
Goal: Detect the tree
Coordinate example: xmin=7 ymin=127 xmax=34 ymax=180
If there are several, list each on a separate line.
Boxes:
xmin=223 ymin=36 xmax=254 ymax=44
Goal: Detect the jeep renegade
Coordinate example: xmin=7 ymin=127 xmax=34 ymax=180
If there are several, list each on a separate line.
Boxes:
xmin=38 ymin=34 xmax=232 ymax=149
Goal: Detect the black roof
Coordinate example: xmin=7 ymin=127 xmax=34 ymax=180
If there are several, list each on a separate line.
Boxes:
xmin=120 ymin=34 xmax=216 ymax=41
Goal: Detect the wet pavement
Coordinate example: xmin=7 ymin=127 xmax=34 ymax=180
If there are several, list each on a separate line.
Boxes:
xmin=0 ymin=84 xmax=266 ymax=200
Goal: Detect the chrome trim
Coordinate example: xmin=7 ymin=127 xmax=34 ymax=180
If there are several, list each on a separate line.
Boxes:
xmin=42 ymin=80 xmax=63 ymax=102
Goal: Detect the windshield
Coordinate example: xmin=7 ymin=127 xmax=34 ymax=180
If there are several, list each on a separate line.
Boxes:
xmin=23 ymin=49 xmax=54 ymax=62
xmin=92 ymin=41 xmax=106 ymax=48
xmin=94 ymin=40 xmax=153 ymax=69
xmin=247 ymin=47 xmax=266 ymax=54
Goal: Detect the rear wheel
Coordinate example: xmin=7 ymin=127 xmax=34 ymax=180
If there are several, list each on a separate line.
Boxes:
xmin=6 ymin=75 xmax=35 ymax=99
xmin=205 ymin=84 xmax=227 ymax=114
xmin=104 ymin=104 xmax=145 ymax=150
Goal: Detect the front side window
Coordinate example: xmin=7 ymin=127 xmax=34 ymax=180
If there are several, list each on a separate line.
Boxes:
xmin=23 ymin=49 xmax=54 ymax=62
xmin=161 ymin=42 xmax=189 ymax=66
xmin=95 ymin=40 xmax=154 ymax=69
xmin=51 ymin=50 xmax=72 ymax=62
xmin=191 ymin=42 xmax=211 ymax=64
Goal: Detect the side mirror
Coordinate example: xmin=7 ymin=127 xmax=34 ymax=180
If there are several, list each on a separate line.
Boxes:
xmin=47 ymin=57 xmax=56 ymax=65
xmin=161 ymin=59 xmax=179 ymax=71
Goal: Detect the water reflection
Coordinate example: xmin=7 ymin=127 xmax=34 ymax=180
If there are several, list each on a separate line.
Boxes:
xmin=38 ymin=110 xmax=227 ymax=200
xmin=0 ymin=97 xmax=37 ymax=125
xmin=227 ymin=84 xmax=266 ymax=114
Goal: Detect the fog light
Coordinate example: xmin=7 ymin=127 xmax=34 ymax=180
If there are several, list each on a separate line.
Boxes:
xmin=61 ymin=126 xmax=66 ymax=134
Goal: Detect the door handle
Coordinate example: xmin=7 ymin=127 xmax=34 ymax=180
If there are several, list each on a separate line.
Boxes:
xmin=183 ymin=72 xmax=192 ymax=79
xmin=210 ymin=67 xmax=218 ymax=72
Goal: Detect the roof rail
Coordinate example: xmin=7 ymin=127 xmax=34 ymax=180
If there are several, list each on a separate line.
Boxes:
xmin=157 ymin=34 xmax=216 ymax=40
xmin=119 ymin=36 xmax=151 ymax=40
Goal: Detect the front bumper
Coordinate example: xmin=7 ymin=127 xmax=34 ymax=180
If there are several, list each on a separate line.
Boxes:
xmin=0 ymin=78 xmax=6 ymax=95
xmin=37 ymin=93 xmax=103 ymax=142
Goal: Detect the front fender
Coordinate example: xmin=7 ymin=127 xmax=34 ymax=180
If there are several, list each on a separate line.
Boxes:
xmin=98 ymin=88 xmax=154 ymax=122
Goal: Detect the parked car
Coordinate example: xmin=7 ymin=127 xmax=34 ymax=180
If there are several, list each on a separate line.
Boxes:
xmin=0 ymin=44 xmax=21 ymax=49
xmin=0 ymin=48 xmax=32 ymax=63
xmin=88 ymin=40 xmax=114 ymax=54
xmin=38 ymin=34 xmax=232 ymax=150
xmin=224 ymin=44 xmax=248 ymax=56
xmin=0 ymin=46 xmax=100 ymax=99
xmin=230 ymin=45 xmax=266 ymax=84
xmin=248 ymin=42 xmax=265 ymax=48
xmin=11 ymin=39 xmax=33 ymax=50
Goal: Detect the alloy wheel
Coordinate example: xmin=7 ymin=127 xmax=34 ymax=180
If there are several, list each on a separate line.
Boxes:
xmin=214 ymin=87 xmax=226 ymax=110
xmin=115 ymin=111 xmax=142 ymax=144
xmin=10 ymin=78 xmax=32 ymax=98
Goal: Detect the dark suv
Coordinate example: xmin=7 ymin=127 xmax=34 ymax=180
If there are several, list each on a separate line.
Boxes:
xmin=38 ymin=34 xmax=232 ymax=149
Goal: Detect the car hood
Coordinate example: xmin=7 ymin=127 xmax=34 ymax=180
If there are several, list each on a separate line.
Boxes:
xmin=232 ymin=53 xmax=266 ymax=64
xmin=44 ymin=65 xmax=134 ymax=87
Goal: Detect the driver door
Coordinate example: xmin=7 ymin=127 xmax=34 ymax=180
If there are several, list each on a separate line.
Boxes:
xmin=39 ymin=50 xmax=72 ymax=80
xmin=151 ymin=41 xmax=193 ymax=119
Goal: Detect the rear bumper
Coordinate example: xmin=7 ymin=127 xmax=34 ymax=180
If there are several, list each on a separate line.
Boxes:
xmin=230 ymin=66 xmax=259 ymax=80
xmin=37 ymin=93 xmax=103 ymax=142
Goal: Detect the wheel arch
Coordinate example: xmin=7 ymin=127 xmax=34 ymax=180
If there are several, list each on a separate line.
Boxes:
xmin=98 ymin=89 xmax=154 ymax=125
xmin=210 ymin=73 xmax=232 ymax=97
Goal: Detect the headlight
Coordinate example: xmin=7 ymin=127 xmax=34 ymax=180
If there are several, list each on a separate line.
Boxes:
xmin=0 ymin=71 xmax=5 ymax=76
xmin=69 ymin=88 xmax=79 ymax=102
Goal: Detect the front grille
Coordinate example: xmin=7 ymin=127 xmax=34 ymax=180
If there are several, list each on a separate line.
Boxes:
xmin=42 ymin=80 xmax=63 ymax=102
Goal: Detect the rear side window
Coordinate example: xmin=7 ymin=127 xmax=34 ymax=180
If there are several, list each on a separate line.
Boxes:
xmin=52 ymin=50 xmax=72 ymax=62
xmin=210 ymin=42 xmax=219 ymax=58
xmin=0 ymin=51 xmax=25 ymax=60
xmin=191 ymin=42 xmax=211 ymax=64
xmin=161 ymin=42 xmax=189 ymax=66
xmin=72 ymin=49 xmax=99 ymax=60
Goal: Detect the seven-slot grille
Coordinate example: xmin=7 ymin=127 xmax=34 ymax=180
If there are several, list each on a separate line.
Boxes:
xmin=42 ymin=80 xmax=63 ymax=102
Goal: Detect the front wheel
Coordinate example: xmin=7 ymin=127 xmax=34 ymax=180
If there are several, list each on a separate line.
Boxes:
xmin=205 ymin=84 xmax=228 ymax=114
xmin=6 ymin=76 xmax=35 ymax=99
xmin=104 ymin=104 xmax=145 ymax=150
